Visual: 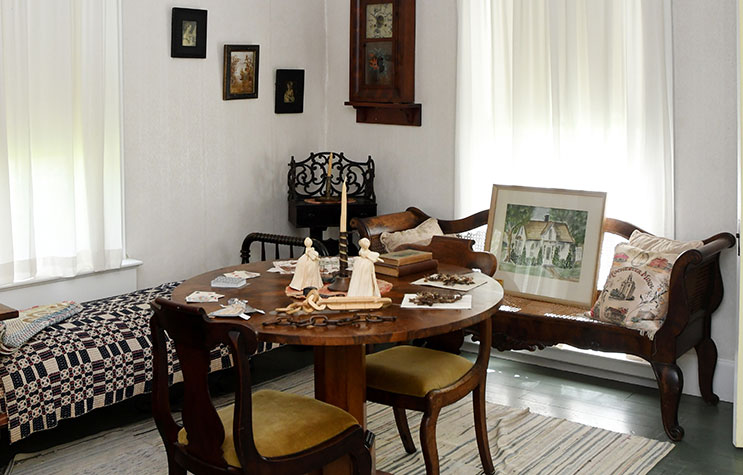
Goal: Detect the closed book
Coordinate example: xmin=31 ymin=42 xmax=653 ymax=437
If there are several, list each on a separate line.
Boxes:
xmin=375 ymin=259 xmax=438 ymax=277
xmin=379 ymin=249 xmax=434 ymax=266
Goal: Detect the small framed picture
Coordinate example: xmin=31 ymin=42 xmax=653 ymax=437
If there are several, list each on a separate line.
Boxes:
xmin=275 ymin=69 xmax=305 ymax=114
xmin=171 ymin=8 xmax=207 ymax=58
xmin=223 ymin=45 xmax=260 ymax=100
xmin=485 ymin=184 xmax=607 ymax=307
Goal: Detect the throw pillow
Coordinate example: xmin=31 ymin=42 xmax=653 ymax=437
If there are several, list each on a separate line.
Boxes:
xmin=629 ymin=230 xmax=703 ymax=254
xmin=589 ymin=242 xmax=680 ymax=340
xmin=379 ymin=218 xmax=444 ymax=252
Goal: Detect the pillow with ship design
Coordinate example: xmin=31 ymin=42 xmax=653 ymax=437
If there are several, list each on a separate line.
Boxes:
xmin=589 ymin=242 xmax=679 ymax=340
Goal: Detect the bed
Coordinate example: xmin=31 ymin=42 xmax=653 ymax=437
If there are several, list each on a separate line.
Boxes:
xmin=0 ymin=282 xmax=251 ymax=443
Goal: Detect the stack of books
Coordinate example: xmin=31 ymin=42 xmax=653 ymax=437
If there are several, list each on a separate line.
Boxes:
xmin=375 ymin=249 xmax=437 ymax=277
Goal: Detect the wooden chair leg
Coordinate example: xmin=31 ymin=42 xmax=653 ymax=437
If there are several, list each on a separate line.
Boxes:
xmin=350 ymin=439 xmax=373 ymax=475
xmin=393 ymin=406 xmax=417 ymax=454
xmin=695 ymin=338 xmax=720 ymax=405
xmin=166 ymin=451 xmax=187 ymax=475
xmin=650 ymin=361 xmax=685 ymax=441
xmin=420 ymin=407 xmax=441 ymax=475
xmin=473 ymin=384 xmax=494 ymax=475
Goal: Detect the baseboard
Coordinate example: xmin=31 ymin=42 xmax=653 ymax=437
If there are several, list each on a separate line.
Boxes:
xmin=462 ymin=341 xmax=736 ymax=403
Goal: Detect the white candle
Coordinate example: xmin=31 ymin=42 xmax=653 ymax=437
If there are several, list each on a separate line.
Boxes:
xmin=340 ymin=177 xmax=347 ymax=232
xmin=327 ymin=153 xmax=333 ymax=178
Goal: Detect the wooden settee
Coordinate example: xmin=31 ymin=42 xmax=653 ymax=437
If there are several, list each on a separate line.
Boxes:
xmin=352 ymin=207 xmax=735 ymax=441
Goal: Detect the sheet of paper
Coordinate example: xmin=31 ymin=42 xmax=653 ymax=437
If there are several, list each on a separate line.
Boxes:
xmin=400 ymin=294 xmax=472 ymax=310
xmin=410 ymin=272 xmax=488 ymax=292
xmin=224 ymin=270 xmax=260 ymax=279
xmin=185 ymin=291 xmax=224 ymax=303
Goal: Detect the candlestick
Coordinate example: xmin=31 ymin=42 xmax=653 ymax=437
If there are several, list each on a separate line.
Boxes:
xmin=340 ymin=177 xmax=347 ymax=232
xmin=324 ymin=153 xmax=333 ymax=199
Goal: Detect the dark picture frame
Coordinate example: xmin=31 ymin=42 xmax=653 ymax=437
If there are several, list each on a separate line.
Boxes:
xmin=223 ymin=45 xmax=260 ymax=100
xmin=275 ymin=69 xmax=305 ymax=113
xmin=171 ymin=8 xmax=207 ymax=58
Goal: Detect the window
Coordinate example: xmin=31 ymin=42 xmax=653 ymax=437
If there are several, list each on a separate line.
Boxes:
xmin=455 ymin=0 xmax=673 ymax=238
xmin=0 ymin=0 xmax=123 ymax=285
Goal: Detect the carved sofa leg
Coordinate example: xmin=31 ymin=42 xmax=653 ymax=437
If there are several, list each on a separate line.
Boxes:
xmin=695 ymin=338 xmax=720 ymax=405
xmin=650 ymin=361 xmax=685 ymax=441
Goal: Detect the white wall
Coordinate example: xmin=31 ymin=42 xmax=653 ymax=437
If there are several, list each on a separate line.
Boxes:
xmin=672 ymin=0 xmax=739 ymax=400
xmin=122 ymin=0 xmax=328 ymax=287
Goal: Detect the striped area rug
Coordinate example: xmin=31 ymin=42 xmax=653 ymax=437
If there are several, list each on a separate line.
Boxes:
xmin=6 ymin=367 xmax=673 ymax=474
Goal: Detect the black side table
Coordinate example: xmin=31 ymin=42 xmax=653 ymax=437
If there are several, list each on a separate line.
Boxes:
xmin=288 ymin=152 xmax=377 ymax=254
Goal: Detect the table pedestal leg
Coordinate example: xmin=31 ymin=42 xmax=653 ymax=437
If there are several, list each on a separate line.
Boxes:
xmin=314 ymin=346 xmax=376 ymax=474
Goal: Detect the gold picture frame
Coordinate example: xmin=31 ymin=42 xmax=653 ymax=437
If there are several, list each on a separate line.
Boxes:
xmin=485 ymin=184 xmax=607 ymax=307
xmin=223 ymin=45 xmax=260 ymax=100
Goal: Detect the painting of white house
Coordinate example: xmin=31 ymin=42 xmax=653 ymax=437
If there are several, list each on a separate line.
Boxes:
xmin=500 ymin=205 xmax=588 ymax=282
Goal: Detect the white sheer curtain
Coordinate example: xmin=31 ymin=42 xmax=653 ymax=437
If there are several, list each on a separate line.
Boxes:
xmin=455 ymin=0 xmax=674 ymax=237
xmin=0 ymin=0 xmax=123 ymax=285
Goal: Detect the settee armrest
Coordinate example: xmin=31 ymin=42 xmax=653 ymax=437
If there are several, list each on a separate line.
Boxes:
xmin=658 ymin=232 xmax=735 ymax=339
xmin=405 ymin=207 xmax=489 ymax=235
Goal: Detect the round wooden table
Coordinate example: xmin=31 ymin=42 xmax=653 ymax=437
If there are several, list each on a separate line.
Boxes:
xmin=172 ymin=261 xmax=504 ymax=473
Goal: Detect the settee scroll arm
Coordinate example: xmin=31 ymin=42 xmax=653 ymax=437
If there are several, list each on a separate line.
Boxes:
xmin=405 ymin=207 xmax=489 ymax=235
xmin=657 ymin=232 xmax=735 ymax=338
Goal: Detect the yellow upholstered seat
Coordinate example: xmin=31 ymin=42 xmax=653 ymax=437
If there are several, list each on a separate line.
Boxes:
xmin=178 ymin=389 xmax=359 ymax=467
xmin=366 ymin=345 xmax=473 ymax=397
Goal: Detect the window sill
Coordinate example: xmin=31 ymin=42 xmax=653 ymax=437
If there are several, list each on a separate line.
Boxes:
xmin=0 ymin=259 xmax=143 ymax=310
xmin=0 ymin=258 xmax=142 ymax=292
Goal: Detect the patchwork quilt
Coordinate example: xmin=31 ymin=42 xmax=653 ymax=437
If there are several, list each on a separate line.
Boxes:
xmin=0 ymin=282 xmax=240 ymax=443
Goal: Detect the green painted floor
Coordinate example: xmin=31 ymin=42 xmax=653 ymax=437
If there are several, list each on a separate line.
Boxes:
xmin=1 ymin=345 xmax=741 ymax=473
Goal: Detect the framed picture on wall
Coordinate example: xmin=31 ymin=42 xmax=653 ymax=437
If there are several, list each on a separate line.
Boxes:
xmin=275 ymin=69 xmax=305 ymax=113
xmin=484 ymin=184 xmax=607 ymax=307
xmin=171 ymin=8 xmax=207 ymax=58
xmin=223 ymin=45 xmax=260 ymax=100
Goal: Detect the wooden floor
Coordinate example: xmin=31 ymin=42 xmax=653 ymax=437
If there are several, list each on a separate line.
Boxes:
xmin=1 ymin=344 xmax=741 ymax=473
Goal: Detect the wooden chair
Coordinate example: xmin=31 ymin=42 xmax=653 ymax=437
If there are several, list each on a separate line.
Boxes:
xmin=240 ymin=233 xmax=329 ymax=263
xmin=150 ymin=298 xmax=371 ymax=474
xmin=364 ymin=239 xmax=497 ymax=474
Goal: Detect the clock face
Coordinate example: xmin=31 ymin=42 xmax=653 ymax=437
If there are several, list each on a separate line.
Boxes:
xmin=366 ymin=3 xmax=393 ymax=39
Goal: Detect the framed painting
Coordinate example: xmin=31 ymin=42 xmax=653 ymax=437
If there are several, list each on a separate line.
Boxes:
xmin=275 ymin=69 xmax=305 ymax=113
xmin=223 ymin=45 xmax=260 ymax=100
xmin=171 ymin=8 xmax=207 ymax=58
xmin=484 ymin=185 xmax=607 ymax=307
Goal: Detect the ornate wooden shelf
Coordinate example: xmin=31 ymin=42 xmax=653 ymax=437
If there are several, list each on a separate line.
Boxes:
xmin=344 ymin=101 xmax=421 ymax=126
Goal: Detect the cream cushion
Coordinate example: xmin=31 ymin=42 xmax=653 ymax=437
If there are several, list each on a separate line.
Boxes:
xmin=379 ymin=218 xmax=444 ymax=252
xmin=366 ymin=345 xmax=473 ymax=397
xmin=629 ymin=230 xmax=703 ymax=254
xmin=177 ymin=389 xmax=358 ymax=466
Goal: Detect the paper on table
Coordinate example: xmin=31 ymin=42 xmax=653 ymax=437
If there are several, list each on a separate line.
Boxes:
xmin=270 ymin=257 xmax=357 ymax=274
xmin=209 ymin=303 xmax=250 ymax=320
xmin=185 ymin=291 xmax=224 ymax=303
xmin=224 ymin=270 xmax=260 ymax=279
xmin=400 ymin=294 xmax=472 ymax=310
xmin=410 ymin=272 xmax=488 ymax=292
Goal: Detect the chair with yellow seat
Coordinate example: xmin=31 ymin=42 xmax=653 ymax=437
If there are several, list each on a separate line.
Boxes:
xmin=365 ymin=237 xmax=497 ymax=475
xmin=150 ymin=297 xmax=371 ymax=474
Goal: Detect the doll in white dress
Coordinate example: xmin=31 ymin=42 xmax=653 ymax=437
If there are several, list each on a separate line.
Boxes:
xmin=289 ymin=238 xmax=324 ymax=291
xmin=347 ymin=238 xmax=382 ymax=297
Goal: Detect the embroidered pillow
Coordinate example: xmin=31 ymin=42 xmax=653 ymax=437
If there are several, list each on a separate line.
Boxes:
xmin=629 ymin=230 xmax=703 ymax=254
xmin=589 ymin=242 xmax=680 ymax=340
xmin=380 ymin=218 xmax=444 ymax=252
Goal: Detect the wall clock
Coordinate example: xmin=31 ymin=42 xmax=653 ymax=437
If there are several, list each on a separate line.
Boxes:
xmin=345 ymin=0 xmax=421 ymax=126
